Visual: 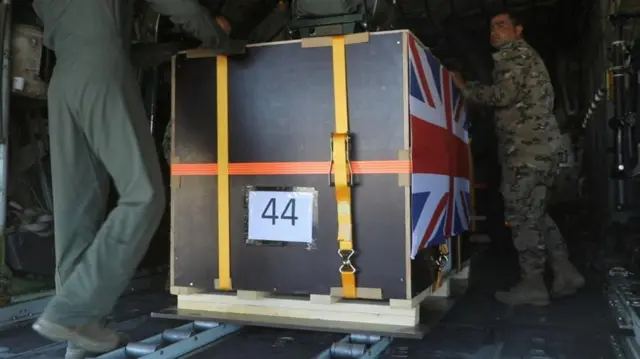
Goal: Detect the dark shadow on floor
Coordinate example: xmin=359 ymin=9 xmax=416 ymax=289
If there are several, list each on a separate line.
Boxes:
xmin=381 ymin=203 xmax=616 ymax=359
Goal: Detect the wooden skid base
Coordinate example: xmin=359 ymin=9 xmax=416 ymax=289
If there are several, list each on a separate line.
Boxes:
xmin=152 ymin=306 xmax=430 ymax=339
xmin=165 ymin=264 xmax=470 ymax=338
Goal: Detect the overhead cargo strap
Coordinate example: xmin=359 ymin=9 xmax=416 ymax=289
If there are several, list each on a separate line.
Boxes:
xmin=217 ymin=55 xmax=232 ymax=290
xmin=330 ymin=36 xmax=357 ymax=299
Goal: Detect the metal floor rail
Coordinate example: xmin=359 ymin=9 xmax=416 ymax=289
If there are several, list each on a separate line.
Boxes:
xmin=606 ymin=266 xmax=640 ymax=359
xmin=314 ymin=334 xmax=392 ymax=359
xmin=0 ymin=267 xmax=168 ymax=330
xmin=90 ymin=321 xmax=393 ymax=359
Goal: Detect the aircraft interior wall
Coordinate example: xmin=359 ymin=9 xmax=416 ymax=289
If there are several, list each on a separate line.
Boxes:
xmin=3 ymin=0 xmax=637 ymax=299
xmin=454 ymin=0 xmax=640 ymax=267
xmin=407 ymin=0 xmax=603 ymax=250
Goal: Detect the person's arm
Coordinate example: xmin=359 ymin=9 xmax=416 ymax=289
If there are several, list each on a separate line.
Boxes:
xmin=461 ymin=49 xmax=532 ymax=107
xmin=145 ymin=0 xmax=229 ymax=48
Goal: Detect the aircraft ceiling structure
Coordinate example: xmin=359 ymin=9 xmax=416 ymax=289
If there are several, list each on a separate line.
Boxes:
xmin=396 ymin=0 xmax=589 ymax=72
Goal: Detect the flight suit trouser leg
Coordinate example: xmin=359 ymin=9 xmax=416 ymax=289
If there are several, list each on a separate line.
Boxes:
xmin=42 ymin=57 xmax=165 ymax=326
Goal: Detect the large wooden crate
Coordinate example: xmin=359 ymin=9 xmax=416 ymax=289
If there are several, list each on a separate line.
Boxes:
xmin=168 ymin=30 xmax=472 ymax=337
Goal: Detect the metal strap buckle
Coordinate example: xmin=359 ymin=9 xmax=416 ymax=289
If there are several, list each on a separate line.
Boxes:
xmin=435 ymin=246 xmax=449 ymax=269
xmin=338 ymin=249 xmax=356 ymax=274
xmin=435 ymin=254 xmax=448 ymax=269
xmin=328 ymin=133 xmax=354 ymax=187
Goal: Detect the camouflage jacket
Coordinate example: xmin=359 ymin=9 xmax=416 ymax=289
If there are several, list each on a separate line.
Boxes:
xmin=462 ymin=39 xmax=563 ymax=169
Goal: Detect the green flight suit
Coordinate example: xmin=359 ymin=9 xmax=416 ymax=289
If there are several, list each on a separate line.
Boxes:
xmin=32 ymin=0 xmax=228 ymax=326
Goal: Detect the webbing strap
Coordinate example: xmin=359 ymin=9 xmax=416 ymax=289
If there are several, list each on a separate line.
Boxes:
xmin=331 ymin=36 xmax=356 ymax=298
xmin=216 ymin=55 xmax=231 ymax=290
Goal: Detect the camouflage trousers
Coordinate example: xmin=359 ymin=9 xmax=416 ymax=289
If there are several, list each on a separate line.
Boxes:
xmin=501 ymin=162 xmax=569 ymax=277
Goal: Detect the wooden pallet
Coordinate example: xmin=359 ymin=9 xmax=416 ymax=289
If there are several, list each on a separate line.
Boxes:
xmin=172 ymin=263 xmax=469 ymax=329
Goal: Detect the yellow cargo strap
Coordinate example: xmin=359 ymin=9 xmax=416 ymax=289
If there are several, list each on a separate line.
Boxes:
xmin=331 ymin=36 xmax=356 ymax=299
xmin=217 ymin=55 xmax=232 ymax=290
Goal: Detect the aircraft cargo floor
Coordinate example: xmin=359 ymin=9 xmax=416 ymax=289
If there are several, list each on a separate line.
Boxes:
xmin=0 ymin=240 xmax=619 ymax=359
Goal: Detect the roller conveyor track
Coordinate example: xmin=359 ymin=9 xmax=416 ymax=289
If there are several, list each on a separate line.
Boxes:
xmin=88 ymin=260 xmax=620 ymax=359
xmin=91 ymin=323 xmax=393 ymax=359
xmin=90 ymin=322 xmax=243 ymax=359
xmin=316 ymin=334 xmax=392 ymax=359
xmin=0 ymin=244 xmax=624 ymax=359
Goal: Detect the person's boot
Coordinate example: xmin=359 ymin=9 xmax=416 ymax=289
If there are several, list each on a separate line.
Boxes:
xmin=32 ymin=317 xmax=120 ymax=353
xmin=64 ymin=341 xmax=88 ymax=359
xmin=495 ymin=275 xmax=550 ymax=306
xmin=64 ymin=333 xmax=130 ymax=359
xmin=550 ymin=256 xmax=585 ymax=298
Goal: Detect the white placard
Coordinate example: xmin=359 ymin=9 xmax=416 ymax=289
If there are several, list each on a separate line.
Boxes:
xmin=247 ymin=190 xmax=315 ymax=243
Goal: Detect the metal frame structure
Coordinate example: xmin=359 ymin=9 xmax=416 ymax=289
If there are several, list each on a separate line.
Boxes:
xmin=0 ymin=0 xmax=12 ymax=304
xmin=90 ymin=322 xmax=243 ymax=359
xmin=607 ymin=265 xmax=640 ymax=359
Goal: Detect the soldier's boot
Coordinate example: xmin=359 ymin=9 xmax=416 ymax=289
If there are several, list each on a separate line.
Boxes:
xmin=550 ymin=256 xmax=585 ymax=298
xmin=494 ymin=275 xmax=550 ymax=306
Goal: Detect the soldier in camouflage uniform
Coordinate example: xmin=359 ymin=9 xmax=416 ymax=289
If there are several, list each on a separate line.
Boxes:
xmin=452 ymin=13 xmax=585 ymax=306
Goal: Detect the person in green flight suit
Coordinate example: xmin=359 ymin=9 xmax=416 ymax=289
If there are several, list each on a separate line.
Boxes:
xmin=30 ymin=0 xmax=243 ymax=355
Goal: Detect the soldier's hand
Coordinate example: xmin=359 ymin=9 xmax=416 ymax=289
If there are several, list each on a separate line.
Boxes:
xmin=451 ymin=71 xmax=466 ymax=89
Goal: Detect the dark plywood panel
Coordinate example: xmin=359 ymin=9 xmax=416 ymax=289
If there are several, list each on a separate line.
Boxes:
xmin=411 ymin=247 xmax=438 ymax=296
xmin=173 ymin=176 xmax=219 ymax=289
xmin=227 ymin=32 xmax=406 ymax=163
xmin=346 ymin=32 xmax=406 ymax=161
xmin=230 ymin=175 xmax=407 ymax=298
xmin=173 ymin=32 xmax=409 ymax=299
xmin=228 ymin=43 xmax=334 ymax=163
xmin=173 ymin=55 xmax=218 ymax=163
xmin=172 ymin=54 xmax=220 ymax=289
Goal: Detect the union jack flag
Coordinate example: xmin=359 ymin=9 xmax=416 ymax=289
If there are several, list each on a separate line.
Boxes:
xmin=409 ymin=35 xmax=471 ymax=260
